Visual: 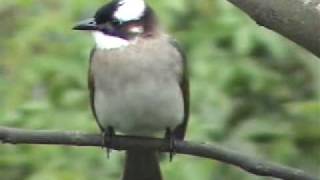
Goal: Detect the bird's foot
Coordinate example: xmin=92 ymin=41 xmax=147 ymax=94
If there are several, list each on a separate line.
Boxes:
xmin=103 ymin=126 xmax=115 ymax=159
xmin=165 ymin=128 xmax=176 ymax=162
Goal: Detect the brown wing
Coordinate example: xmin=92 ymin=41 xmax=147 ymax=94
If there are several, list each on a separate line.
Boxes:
xmin=170 ymin=39 xmax=190 ymax=140
xmin=88 ymin=47 xmax=104 ymax=131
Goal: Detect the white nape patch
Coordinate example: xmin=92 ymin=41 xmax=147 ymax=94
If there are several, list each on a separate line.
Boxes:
xmin=114 ymin=0 xmax=146 ymax=22
xmin=92 ymin=31 xmax=129 ymax=50
xmin=129 ymin=26 xmax=144 ymax=34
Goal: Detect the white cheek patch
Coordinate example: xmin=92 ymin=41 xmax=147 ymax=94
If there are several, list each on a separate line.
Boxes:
xmin=92 ymin=31 xmax=129 ymax=50
xmin=114 ymin=0 xmax=146 ymax=22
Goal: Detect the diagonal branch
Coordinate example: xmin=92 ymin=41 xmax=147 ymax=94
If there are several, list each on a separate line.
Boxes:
xmin=0 ymin=126 xmax=317 ymax=180
xmin=227 ymin=0 xmax=320 ymax=58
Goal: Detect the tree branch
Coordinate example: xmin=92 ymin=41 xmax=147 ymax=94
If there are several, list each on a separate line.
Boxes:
xmin=0 ymin=127 xmax=317 ymax=180
xmin=227 ymin=0 xmax=320 ymax=58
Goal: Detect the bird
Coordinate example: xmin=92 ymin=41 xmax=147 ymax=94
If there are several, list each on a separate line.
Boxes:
xmin=73 ymin=0 xmax=189 ymax=179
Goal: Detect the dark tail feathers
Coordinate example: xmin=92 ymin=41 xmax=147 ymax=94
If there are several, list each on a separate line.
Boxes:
xmin=122 ymin=150 xmax=162 ymax=180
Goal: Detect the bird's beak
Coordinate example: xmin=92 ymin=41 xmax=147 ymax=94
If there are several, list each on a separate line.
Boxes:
xmin=73 ymin=18 xmax=98 ymax=31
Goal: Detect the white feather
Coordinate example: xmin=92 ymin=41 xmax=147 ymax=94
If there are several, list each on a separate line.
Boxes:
xmin=114 ymin=0 xmax=146 ymax=22
xmin=92 ymin=31 xmax=129 ymax=50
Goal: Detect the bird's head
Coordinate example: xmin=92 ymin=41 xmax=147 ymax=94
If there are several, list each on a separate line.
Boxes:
xmin=73 ymin=0 xmax=158 ymax=50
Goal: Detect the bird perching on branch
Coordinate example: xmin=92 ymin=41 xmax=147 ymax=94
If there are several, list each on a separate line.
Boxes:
xmin=73 ymin=0 xmax=189 ymax=179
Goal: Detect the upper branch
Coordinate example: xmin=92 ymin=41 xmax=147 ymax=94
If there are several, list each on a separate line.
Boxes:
xmin=227 ymin=0 xmax=320 ymax=58
xmin=0 ymin=126 xmax=317 ymax=180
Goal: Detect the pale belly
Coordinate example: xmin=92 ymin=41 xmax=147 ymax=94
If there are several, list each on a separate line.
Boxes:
xmin=94 ymin=77 xmax=184 ymax=136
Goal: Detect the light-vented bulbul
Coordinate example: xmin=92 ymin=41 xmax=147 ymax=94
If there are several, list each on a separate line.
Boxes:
xmin=73 ymin=0 xmax=189 ymax=179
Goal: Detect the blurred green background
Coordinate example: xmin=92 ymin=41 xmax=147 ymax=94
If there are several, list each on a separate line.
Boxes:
xmin=1 ymin=0 xmax=320 ymax=179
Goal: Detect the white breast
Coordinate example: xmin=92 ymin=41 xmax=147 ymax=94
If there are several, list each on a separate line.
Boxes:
xmin=94 ymin=79 xmax=183 ymax=136
xmin=92 ymin=42 xmax=184 ymax=136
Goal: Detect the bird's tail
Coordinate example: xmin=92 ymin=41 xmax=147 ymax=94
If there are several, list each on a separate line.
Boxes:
xmin=122 ymin=150 xmax=162 ymax=180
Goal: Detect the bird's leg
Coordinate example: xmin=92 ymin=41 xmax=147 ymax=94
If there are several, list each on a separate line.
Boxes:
xmin=103 ymin=126 xmax=115 ymax=159
xmin=165 ymin=128 xmax=176 ymax=162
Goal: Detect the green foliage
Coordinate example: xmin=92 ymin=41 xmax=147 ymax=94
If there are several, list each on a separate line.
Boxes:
xmin=0 ymin=0 xmax=319 ymax=179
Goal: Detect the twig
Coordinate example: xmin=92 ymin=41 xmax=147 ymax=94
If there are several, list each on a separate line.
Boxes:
xmin=0 ymin=126 xmax=317 ymax=180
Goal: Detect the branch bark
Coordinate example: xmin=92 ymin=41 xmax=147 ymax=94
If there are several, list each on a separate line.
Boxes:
xmin=0 ymin=127 xmax=317 ymax=180
xmin=227 ymin=0 xmax=320 ymax=58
